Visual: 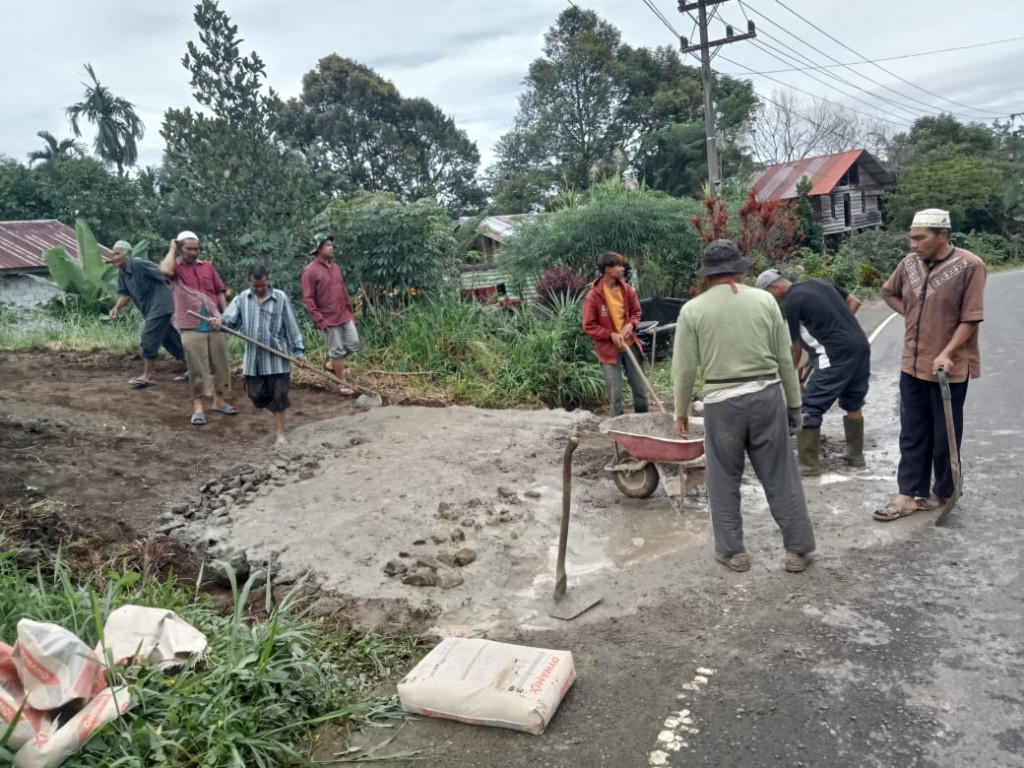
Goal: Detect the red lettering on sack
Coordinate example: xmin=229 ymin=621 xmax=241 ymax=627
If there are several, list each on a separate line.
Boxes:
xmin=77 ymin=690 xmax=111 ymax=741
xmin=529 ymin=656 xmax=560 ymax=694
xmin=18 ymin=648 xmax=59 ymax=685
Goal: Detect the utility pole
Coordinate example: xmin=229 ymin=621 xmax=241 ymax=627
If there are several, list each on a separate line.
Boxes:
xmin=679 ymin=0 xmax=755 ymax=197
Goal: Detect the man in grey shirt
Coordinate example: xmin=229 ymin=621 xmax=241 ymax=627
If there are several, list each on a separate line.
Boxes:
xmin=108 ymin=240 xmax=185 ymax=388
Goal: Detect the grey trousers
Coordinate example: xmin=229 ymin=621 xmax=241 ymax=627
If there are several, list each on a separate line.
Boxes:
xmin=602 ymin=352 xmax=649 ymax=417
xmin=703 ymin=384 xmax=816 ymax=557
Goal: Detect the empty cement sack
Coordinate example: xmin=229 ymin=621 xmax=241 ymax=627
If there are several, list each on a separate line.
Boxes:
xmin=397 ymin=638 xmax=575 ymax=735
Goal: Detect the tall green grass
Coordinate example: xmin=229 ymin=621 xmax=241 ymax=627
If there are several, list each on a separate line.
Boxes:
xmin=0 ymin=551 xmax=425 ymax=766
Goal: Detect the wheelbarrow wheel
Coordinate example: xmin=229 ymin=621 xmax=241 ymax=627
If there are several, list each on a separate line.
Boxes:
xmin=613 ymin=463 xmax=660 ymax=498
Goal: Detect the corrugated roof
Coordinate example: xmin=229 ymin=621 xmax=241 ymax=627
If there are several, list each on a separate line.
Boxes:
xmin=0 ymin=220 xmax=114 ymax=272
xmin=751 ymin=149 xmax=892 ymax=201
xmin=455 ymin=214 xmax=540 ymax=245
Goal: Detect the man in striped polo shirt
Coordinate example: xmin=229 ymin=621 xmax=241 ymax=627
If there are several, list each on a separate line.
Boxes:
xmin=213 ymin=265 xmax=306 ymax=444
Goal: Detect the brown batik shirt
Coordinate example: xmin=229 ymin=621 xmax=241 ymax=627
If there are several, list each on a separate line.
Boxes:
xmin=882 ymin=248 xmax=986 ymax=384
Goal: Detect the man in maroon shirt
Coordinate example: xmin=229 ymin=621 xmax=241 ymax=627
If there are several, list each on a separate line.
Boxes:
xmin=159 ymin=231 xmax=237 ymax=425
xmin=301 ymin=233 xmax=359 ymax=395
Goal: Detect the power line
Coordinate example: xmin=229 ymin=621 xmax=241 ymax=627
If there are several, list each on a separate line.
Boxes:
xmin=738 ymin=1 xmax=996 ymax=122
xmin=639 ymin=0 xmax=681 ymax=37
xmin=764 ymin=0 xmax=1007 ymax=119
xmin=719 ymin=36 xmax=1024 ymax=75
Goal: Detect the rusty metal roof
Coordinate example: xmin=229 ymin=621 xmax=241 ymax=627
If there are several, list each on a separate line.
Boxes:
xmin=751 ymin=149 xmax=892 ymax=201
xmin=0 ymin=220 xmax=114 ymax=272
xmin=455 ymin=214 xmax=540 ymax=245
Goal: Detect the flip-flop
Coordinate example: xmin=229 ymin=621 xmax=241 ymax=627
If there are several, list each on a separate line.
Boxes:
xmin=338 ymin=387 xmax=356 ymax=396
xmin=173 ymin=372 xmax=190 ymax=381
xmin=873 ymin=500 xmax=921 ymax=522
xmin=191 ymin=412 xmax=206 ymax=426
xmin=916 ymin=494 xmax=948 ymax=511
xmin=130 ymin=379 xmax=155 ymax=389
xmin=211 ymin=404 xmax=238 ymax=415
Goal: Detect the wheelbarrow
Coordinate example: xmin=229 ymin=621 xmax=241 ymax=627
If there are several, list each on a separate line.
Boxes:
xmin=599 ymin=412 xmax=706 ymax=506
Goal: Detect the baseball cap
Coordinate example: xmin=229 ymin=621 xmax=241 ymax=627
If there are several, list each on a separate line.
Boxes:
xmin=310 ymin=232 xmax=334 ymax=255
xmin=755 ymin=268 xmax=785 ymax=291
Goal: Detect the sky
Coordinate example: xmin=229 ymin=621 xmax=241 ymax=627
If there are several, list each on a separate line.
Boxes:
xmin=0 ymin=0 xmax=1021 ymax=172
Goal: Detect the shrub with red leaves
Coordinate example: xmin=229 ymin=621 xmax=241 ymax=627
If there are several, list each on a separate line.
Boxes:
xmin=535 ymin=267 xmax=590 ymax=308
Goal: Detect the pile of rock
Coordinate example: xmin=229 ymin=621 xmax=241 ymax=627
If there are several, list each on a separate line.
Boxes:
xmin=384 ymin=549 xmax=477 ymax=590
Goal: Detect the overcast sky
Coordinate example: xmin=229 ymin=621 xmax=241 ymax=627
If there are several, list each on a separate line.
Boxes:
xmin=1 ymin=0 xmax=1021 ymax=172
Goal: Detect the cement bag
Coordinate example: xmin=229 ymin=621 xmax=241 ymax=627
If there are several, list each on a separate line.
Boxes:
xmin=12 ymin=685 xmax=130 ymax=768
xmin=98 ymin=605 xmax=208 ymax=669
xmin=0 ymin=643 xmax=49 ymax=750
xmin=11 ymin=621 xmax=107 ymax=711
xmin=397 ymin=638 xmax=575 ymax=735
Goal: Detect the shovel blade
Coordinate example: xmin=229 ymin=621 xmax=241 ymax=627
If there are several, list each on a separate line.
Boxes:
xmin=356 ymin=393 xmax=382 ymax=407
xmin=548 ymin=590 xmax=603 ymax=621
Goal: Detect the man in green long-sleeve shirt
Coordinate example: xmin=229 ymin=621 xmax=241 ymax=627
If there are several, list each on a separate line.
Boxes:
xmin=672 ymin=240 xmax=815 ymax=573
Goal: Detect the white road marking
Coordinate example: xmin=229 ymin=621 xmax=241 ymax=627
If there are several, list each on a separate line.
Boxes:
xmin=649 ymin=668 xmax=715 ymax=765
xmin=868 ymin=311 xmax=899 ymax=345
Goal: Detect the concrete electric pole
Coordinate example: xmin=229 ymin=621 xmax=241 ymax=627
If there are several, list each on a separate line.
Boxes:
xmin=679 ymin=0 xmax=755 ymax=197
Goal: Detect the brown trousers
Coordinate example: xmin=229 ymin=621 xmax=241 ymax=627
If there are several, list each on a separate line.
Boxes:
xmin=181 ymin=330 xmax=230 ymax=399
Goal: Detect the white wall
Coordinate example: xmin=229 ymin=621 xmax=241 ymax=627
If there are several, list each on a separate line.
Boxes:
xmin=0 ymin=273 xmax=61 ymax=308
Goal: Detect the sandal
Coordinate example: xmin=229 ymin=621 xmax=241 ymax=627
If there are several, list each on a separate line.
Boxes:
xmin=873 ymin=499 xmax=921 ymax=522
xmin=130 ymin=379 xmax=155 ymax=389
xmin=916 ymin=494 xmax=947 ymax=511
xmin=211 ymin=404 xmax=238 ymax=416
xmin=191 ymin=412 xmax=207 ymax=426
xmin=715 ymin=552 xmax=750 ymax=572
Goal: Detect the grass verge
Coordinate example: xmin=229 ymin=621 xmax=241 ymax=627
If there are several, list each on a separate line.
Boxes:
xmin=0 ymin=550 xmax=430 ymax=766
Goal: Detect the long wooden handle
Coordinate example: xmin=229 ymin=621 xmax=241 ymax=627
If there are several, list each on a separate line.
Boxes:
xmin=556 ymin=437 xmax=581 ymax=582
xmin=185 ymin=309 xmax=375 ymax=395
xmin=622 ymin=344 xmax=666 ymax=413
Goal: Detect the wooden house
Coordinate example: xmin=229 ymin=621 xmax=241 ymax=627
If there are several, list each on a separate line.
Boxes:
xmin=751 ymin=149 xmax=892 ymax=236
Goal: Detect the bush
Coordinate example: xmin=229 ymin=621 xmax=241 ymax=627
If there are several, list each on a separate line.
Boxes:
xmin=835 ymin=228 xmax=911 ymax=279
xmin=953 ymin=231 xmax=1023 ymax=265
xmin=535 ymin=267 xmax=590 ymax=309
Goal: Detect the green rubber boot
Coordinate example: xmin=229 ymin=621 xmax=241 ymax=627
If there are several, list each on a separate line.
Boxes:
xmin=797 ymin=428 xmax=821 ymax=477
xmin=843 ymin=416 xmax=866 ymax=468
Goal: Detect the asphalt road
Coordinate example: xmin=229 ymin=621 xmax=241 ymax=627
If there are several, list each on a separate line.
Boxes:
xmin=379 ymin=270 xmax=1024 ymax=768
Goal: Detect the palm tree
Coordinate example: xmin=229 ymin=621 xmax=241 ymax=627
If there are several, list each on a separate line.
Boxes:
xmin=66 ymin=63 xmax=145 ymax=176
xmin=27 ymin=130 xmax=84 ymax=165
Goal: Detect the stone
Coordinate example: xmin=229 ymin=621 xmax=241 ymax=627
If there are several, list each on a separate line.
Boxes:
xmin=241 ymin=473 xmax=257 ymax=485
xmin=274 ymin=478 xmax=287 ymax=487
xmin=218 ymin=495 xmax=234 ymax=508
xmin=171 ymin=503 xmax=189 ymax=515
xmin=274 ymin=459 xmax=289 ymax=469
xmin=301 ymin=459 xmax=320 ymax=470
xmin=454 ymin=548 xmax=477 ymax=567
xmin=437 ymin=569 xmax=464 ymax=590
xmin=524 ymin=490 xmax=542 ymax=499
xmin=227 ymin=476 xmax=242 ymax=490
xmin=466 ymin=498 xmax=483 ymax=508
xmin=497 ymin=486 xmax=517 ymax=499
xmin=158 ymin=520 xmax=185 ymax=535
xmin=298 ymin=469 xmax=316 ymax=481
xmin=450 ymin=528 xmax=466 ymax=543
xmin=437 ymin=502 xmax=459 ymax=521
xmin=241 ymin=482 xmax=254 ymax=494
xmin=210 ymin=507 xmax=227 ymax=519
xmin=157 ymin=511 xmax=175 ymax=523
xmin=461 ymin=518 xmax=476 ymax=528
xmin=211 ymin=548 xmax=250 ymax=588
xmin=384 ymin=559 xmax=408 ymax=577
xmin=412 ymin=539 xmax=427 ymax=546
xmin=510 ymin=531 xmax=519 ymax=540
xmin=398 ymin=551 xmax=411 ymax=558
xmin=498 ymin=509 xmax=513 ymax=523
xmin=402 ymin=569 xmax=438 ymax=587
xmin=286 ymin=463 xmax=300 ymax=473
xmin=437 ymin=553 xmax=457 ymax=568
xmin=415 ymin=555 xmax=445 ymax=571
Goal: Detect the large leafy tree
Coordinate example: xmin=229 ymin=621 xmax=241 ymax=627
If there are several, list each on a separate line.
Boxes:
xmin=159 ymin=0 xmax=318 ymax=290
xmin=489 ymin=8 xmax=757 ymax=211
xmin=65 ymin=64 xmax=145 ymax=176
xmin=278 ymin=55 xmax=484 ymax=216
xmin=27 ymin=131 xmax=84 ymax=166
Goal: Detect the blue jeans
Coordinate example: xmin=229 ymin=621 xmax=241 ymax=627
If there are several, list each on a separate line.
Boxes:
xmin=602 ymin=351 xmax=649 ymax=416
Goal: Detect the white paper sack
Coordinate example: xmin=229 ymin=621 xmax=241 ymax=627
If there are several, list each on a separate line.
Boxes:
xmin=0 ymin=643 xmax=48 ymax=750
xmin=397 ymin=638 xmax=575 ymax=735
xmin=12 ymin=621 xmax=107 ymax=711
xmin=97 ymin=606 xmax=208 ymax=669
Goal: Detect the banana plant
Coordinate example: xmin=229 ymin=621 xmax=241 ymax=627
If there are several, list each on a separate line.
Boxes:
xmin=30 ymin=219 xmax=119 ymax=311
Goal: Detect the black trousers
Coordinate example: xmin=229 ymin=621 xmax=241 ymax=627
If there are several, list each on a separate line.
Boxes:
xmin=898 ymin=372 xmax=968 ymax=500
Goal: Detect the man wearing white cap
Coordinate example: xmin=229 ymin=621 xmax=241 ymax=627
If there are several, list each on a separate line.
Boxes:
xmin=159 ymin=231 xmax=237 ymax=426
xmin=108 ymin=240 xmax=185 ymax=388
xmin=874 ymin=209 xmax=986 ymax=521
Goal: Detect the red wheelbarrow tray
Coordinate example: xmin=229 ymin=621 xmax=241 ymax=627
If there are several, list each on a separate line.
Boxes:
xmin=599 ymin=413 xmax=705 ymax=463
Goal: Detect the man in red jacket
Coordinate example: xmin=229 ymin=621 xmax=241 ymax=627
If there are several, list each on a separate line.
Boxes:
xmin=301 ymin=233 xmax=358 ymax=395
xmin=583 ymin=251 xmax=648 ymax=416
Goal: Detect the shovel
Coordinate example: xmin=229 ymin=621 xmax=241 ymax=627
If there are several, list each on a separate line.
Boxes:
xmin=621 ymin=344 xmax=667 ymax=413
xmin=934 ymin=366 xmax=962 ymax=526
xmin=187 ymin=310 xmax=383 ymax=407
xmin=550 ymin=436 xmax=603 ymax=620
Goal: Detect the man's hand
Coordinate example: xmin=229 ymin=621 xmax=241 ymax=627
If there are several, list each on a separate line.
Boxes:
xmin=622 ymin=323 xmax=635 ymax=342
xmin=209 ymin=317 xmax=223 ymax=331
xmin=611 ymin=332 xmax=626 ymax=351
xmin=934 ymin=352 xmax=953 ymax=376
xmin=787 ymin=407 xmax=803 ymax=436
xmin=168 ymin=239 xmax=178 ymax=256
xmin=674 ymin=415 xmax=688 ymax=437
xmin=108 ymin=307 xmax=119 ymax=320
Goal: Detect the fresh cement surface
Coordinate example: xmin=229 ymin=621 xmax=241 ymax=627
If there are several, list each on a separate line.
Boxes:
xmin=225 ymin=274 xmax=1022 ymax=767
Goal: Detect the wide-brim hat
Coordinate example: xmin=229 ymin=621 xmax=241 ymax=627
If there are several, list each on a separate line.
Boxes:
xmin=310 ymin=232 xmax=334 ymax=255
xmin=696 ymin=239 xmax=754 ymax=277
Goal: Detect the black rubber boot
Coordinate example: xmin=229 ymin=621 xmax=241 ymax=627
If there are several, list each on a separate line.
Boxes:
xmin=797 ymin=428 xmax=821 ymax=477
xmin=843 ymin=416 xmax=866 ymax=468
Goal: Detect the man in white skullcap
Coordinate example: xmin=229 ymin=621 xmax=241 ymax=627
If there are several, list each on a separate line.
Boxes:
xmin=108 ymin=240 xmax=185 ymax=387
xmin=873 ymin=209 xmax=986 ymax=521
xmin=159 ymin=231 xmax=236 ymax=426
